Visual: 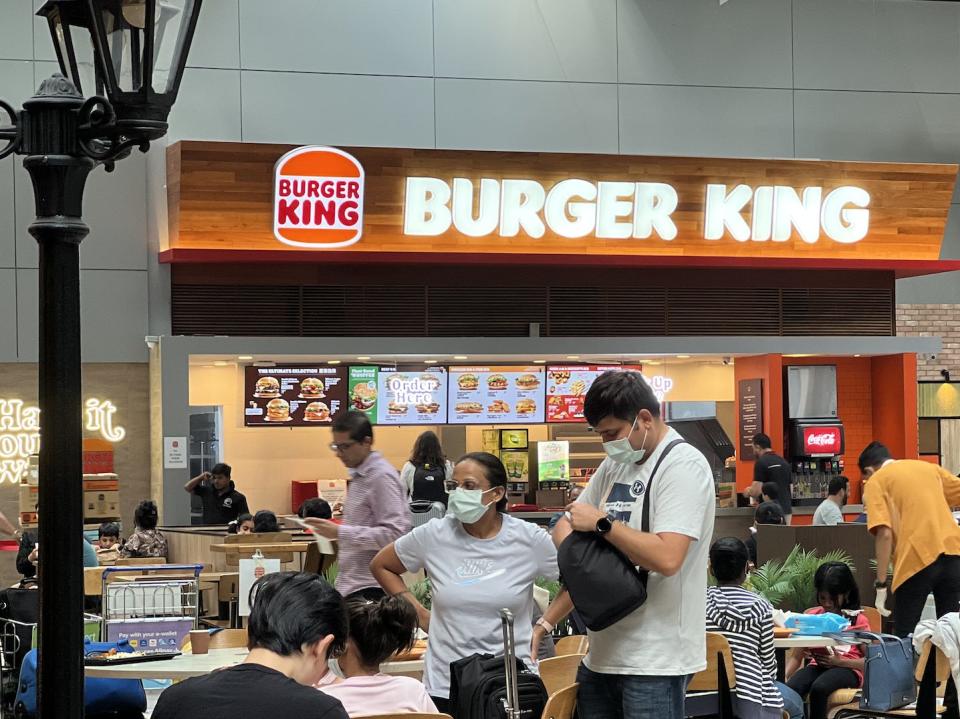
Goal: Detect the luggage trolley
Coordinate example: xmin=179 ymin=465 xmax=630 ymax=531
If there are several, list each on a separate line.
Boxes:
xmin=101 ymin=565 xmax=203 ymax=654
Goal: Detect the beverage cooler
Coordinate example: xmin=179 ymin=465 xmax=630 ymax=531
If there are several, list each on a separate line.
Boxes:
xmin=787 ymin=420 xmax=845 ymax=505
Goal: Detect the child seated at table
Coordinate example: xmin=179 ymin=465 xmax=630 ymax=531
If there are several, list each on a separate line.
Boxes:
xmin=706 ymin=537 xmax=804 ymax=719
xmin=253 ymin=510 xmax=280 ymax=534
xmin=746 ymin=501 xmax=784 ymax=568
xmin=785 ymin=562 xmax=869 ymax=719
xmin=96 ymin=522 xmax=122 ymax=565
xmin=227 ymin=513 xmax=255 ymax=535
xmin=317 ymin=595 xmax=436 ymax=716
xmin=120 ymin=500 xmax=168 ymax=559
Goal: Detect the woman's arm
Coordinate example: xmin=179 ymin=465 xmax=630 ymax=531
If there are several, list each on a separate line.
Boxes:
xmin=370 ymin=543 xmax=431 ymax=631
xmin=531 ymin=589 xmax=574 ymax=661
xmin=784 ymin=649 xmax=805 ymax=679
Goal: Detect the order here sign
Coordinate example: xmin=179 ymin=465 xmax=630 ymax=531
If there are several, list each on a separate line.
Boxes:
xmin=165 ymin=142 xmax=957 ymax=263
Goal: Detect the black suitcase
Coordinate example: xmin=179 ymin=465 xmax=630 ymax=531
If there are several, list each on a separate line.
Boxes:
xmin=449 ymin=608 xmax=548 ymax=719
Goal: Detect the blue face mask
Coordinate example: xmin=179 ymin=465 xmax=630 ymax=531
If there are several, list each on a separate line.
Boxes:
xmin=602 ymin=416 xmax=649 ymax=465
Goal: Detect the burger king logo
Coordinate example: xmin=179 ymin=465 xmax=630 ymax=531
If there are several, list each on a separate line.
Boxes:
xmin=273 ymin=146 xmax=365 ymax=248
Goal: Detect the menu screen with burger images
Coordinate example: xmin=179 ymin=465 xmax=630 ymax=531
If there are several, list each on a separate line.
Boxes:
xmin=243 ymin=366 xmax=349 ymax=427
xmin=545 ymin=365 xmax=642 ymax=422
xmin=448 ymin=366 xmax=545 ymax=424
xmin=375 ymin=368 xmax=448 ymax=425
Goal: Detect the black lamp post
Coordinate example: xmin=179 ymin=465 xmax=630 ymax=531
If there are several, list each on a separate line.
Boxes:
xmin=0 ymin=2 xmax=201 ymax=716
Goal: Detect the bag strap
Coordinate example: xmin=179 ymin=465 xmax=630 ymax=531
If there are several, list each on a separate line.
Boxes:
xmin=641 ymin=439 xmax=687 ymax=533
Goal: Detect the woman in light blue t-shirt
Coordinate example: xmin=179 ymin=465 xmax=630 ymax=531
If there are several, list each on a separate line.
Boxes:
xmin=371 ymin=452 xmax=559 ymax=713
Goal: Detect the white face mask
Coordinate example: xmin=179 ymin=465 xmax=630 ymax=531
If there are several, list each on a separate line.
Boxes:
xmin=602 ymin=416 xmax=649 ymax=465
xmin=447 ymin=487 xmax=499 ymax=525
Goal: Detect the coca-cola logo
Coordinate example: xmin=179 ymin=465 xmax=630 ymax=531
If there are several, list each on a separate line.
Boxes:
xmin=803 ymin=427 xmax=842 ymax=453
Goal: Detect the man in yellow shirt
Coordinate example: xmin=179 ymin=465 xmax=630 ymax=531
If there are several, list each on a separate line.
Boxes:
xmin=860 ymin=441 xmax=960 ymax=637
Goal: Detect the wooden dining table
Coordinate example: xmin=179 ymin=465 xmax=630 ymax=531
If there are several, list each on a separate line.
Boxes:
xmin=84 ymin=647 xmax=424 ymax=680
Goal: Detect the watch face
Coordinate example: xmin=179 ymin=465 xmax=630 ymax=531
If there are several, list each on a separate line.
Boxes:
xmin=596 ymin=517 xmax=613 ymax=534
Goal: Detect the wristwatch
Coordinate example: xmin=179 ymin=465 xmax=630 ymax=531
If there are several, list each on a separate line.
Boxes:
xmin=596 ymin=516 xmax=614 ymax=535
xmin=875 ymin=578 xmax=890 ymax=589
xmin=535 ymin=617 xmax=554 ymax=633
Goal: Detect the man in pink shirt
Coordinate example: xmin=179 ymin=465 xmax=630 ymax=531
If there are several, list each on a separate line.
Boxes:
xmin=304 ymin=411 xmax=410 ymax=600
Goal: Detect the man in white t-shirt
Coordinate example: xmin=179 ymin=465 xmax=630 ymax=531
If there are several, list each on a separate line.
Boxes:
xmin=533 ymin=370 xmax=715 ymax=719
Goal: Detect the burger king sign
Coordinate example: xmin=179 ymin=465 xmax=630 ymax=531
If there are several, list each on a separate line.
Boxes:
xmin=274 ymin=146 xmax=365 ymax=248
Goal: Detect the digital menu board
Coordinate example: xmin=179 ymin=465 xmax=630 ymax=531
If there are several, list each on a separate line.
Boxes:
xmin=244 ymin=366 xmax=348 ymax=427
xmin=448 ymin=366 xmax=545 ymax=424
xmin=545 ymin=365 xmax=643 ymax=423
xmin=376 ymin=368 xmax=448 ymax=425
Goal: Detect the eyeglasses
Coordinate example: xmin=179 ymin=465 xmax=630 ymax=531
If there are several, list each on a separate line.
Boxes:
xmin=444 ymin=480 xmax=489 ymax=493
xmin=329 ymin=441 xmax=359 ymax=453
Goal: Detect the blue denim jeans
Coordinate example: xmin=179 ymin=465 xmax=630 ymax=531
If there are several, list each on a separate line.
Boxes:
xmin=777 ymin=681 xmax=805 ymax=719
xmin=576 ymin=664 xmax=691 ymax=719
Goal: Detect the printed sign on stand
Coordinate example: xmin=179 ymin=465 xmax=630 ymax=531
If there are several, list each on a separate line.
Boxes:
xmin=163 ymin=437 xmax=188 ymax=469
xmin=239 ymin=558 xmax=282 ymax=616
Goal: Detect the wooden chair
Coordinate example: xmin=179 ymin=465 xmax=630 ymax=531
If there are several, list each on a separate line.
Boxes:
xmin=554 ymin=635 xmax=589 ymax=656
xmin=539 ymin=653 xmax=585 ymax=697
xmin=862 ymin=607 xmax=882 ymax=632
xmin=686 ymin=633 xmax=737 ymax=719
xmin=181 ymin=628 xmax=248 ymax=653
xmin=541 ymin=683 xmax=578 ymax=719
xmin=829 ymin=637 xmax=950 ymax=719
xmin=222 ymin=532 xmax=294 ymax=569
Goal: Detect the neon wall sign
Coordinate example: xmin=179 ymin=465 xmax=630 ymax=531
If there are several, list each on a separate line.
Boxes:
xmin=0 ymin=398 xmax=126 ymax=484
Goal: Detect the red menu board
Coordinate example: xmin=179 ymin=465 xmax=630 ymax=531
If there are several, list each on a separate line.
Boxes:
xmin=244 ymin=366 xmax=349 ymax=427
xmin=546 ymin=365 xmax=643 ymax=423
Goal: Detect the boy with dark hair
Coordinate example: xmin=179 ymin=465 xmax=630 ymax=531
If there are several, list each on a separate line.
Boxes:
xmin=536 ymin=370 xmax=715 ymax=719
xmin=153 ymin=572 xmax=349 ymax=719
xmin=761 ymin=482 xmax=780 ymax=504
xmin=95 ymin=522 xmax=121 ymax=565
xmin=746 ymin=501 xmax=785 ymax=567
xmin=707 ymin=537 xmax=804 ymax=719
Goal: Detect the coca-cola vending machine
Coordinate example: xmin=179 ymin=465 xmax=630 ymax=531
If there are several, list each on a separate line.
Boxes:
xmin=787 ymin=420 xmax=845 ymax=504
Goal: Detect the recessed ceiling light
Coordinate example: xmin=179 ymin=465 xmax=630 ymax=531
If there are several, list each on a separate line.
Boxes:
xmin=566 ymin=355 xmax=580 ymax=360
xmin=454 ymin=355 xmax=468 ymax=360
xmin=533 ymin=360 xmax=546 ymax=364
xmin=676 ymin=355 xmax=691 ymax=359
xmin=854 ymin=354 xmax=862 ymax=358
xmin=213 ymin=361 xmax=229 ymax=367
xmin=327 ymin=360 xmax=341 ymax=365
xmin=424 ymin=359 xmax=438 ymax=364
xmin=238 ymin=355 xmax=253 ymax=361
xmin=645 ymin=360 xmax=662 ymax=366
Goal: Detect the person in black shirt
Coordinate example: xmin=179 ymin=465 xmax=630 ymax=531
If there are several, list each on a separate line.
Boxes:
xmin=745 ymin=501 xmax=785 ymax=567
xmin=152 ymin=571 xmax=349 ymax=719
xmin=184 ymin=463 xmax=249 ymax=525
xmin=747 ymin=433 xmax=793 ymax=525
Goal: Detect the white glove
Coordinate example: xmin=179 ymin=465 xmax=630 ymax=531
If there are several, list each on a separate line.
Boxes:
xmin=876 ymin=587 xmax=892 ymax=618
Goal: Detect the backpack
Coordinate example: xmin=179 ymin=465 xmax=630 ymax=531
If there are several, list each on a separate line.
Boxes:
xmin=412 ymin=463 xmax=448 ymax=505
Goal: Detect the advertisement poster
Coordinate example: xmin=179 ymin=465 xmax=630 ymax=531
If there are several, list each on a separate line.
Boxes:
xmin=537 ymin=441 xmax=570 ymax=483
xmin=239 ymin=558 xmax=282 ymax=616
xmin=448 ymin=366 xmax=545 ymax=424
xmin=348 ymin=366 xmax=378 ymax=421
xmin=545 ymin=365 xmax=643 ymax=423
xmin=244 ymin=366 xmax=348 ymax=427
xmin=106 ymin=619 xmax=193 ymax=654
xmin=376 ymin=368 xmax=448 ymax=425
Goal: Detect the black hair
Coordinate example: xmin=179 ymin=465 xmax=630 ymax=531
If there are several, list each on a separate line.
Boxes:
xmin=211 ymin=463 xmax=231 ymax=478
xmin=332 ymin=410 xmax=374 ymax=442
xmin=457 ymin=452 xmax=508 ymax=512
xmin=753 ymin=433 xmax=772 ymax=450
xmin=98 ymin=522 xmax=120 ymax=540
xmin=710 ymin=537 xmax=749 ymax=584
xmin=755 ymin=501 xmax=785 ymax=525
xmin=761 ymin=482 xmax=780 ymax=502
xmin=253 ymin=510 xmax=280 ymax=534
xmin=298 ymin=498 xmax=332 ymax=520
xmin=134 ymin=500 xmax=159 ymax=530
xmin=858 ymin=441 xmax=892 ymax=473
xmin=247 ymin=571 xmax=348 ymax=657
xmin=228 ymin=513 xmax=254 ymax=534
xmin=345 ymin=595 xmax=418 ymax=668
xmin=410 ymin=430 xmax=445 ymax=469
xmin=583 ymin=370 xmax=661 ymax=427
xmin=814 ymin=561 xmax=861 ymax=612
xmin=829 ymin=476 xmax=849 ymax=496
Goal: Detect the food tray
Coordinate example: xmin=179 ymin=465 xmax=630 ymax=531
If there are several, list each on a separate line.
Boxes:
xmin=85 ymin=651 xmax=182 ymax=666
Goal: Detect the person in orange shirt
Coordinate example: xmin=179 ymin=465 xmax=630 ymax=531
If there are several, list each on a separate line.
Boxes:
xmin=859 ymin=441 xmax=960 ymax=638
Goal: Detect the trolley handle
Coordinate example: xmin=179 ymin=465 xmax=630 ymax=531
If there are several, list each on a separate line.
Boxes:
xmin=100 ymin=564 xmax=203 ymax=578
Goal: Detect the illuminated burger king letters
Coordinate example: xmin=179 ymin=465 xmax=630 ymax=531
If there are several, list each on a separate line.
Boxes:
xmin=274 ymin=146 xmax=365 ymax=248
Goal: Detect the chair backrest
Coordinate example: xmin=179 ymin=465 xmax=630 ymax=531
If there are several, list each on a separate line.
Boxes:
xmin=182 ymin=628 xmax=248 ymax=653
xmin=541 ymin=683 xmax=578 ymax=719
xmin=303 ymin=543 xmax=322 ymax=574
xmin=687 ymin=633 xmax=737 ymax=693
xmin=539 ymin=653 xmax=585 ymax=697
xmin=218 ymin=572 xmax=239 ymax=603
xmin=915 ymin=638 xmax=951 ymax=684
xmin=554 ymin=635 xmax=589 ymax=656
xmin=861 ymin=607 xmax=882 ymax=632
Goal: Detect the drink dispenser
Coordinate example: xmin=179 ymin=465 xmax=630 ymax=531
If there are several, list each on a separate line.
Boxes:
xmin=787 ymin=420 xmax=845 ymax=505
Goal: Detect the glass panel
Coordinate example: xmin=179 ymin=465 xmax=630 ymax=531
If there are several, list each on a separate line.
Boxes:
xmin=152 ymin=0 xmax=193 ymax=93
xmin=919 ymin=418 xmax=940 ymax=456
xmin=99 ymin=3 xmax=144 ymax=92
xmin=50 ymin=14 xmax=71 ymax=77
xmin=72 ymin=28 xmax=102 ymax=97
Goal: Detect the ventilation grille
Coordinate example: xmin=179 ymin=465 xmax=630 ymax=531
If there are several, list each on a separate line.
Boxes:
xmin=172 ymin=284 xmax=893 ymax=337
